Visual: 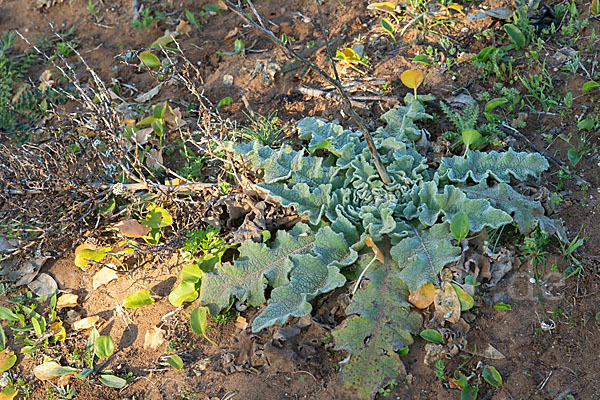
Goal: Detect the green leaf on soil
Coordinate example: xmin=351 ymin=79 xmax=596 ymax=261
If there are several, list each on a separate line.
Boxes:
xmin=482 ymin=365 xmax=502 ymax=387
xmin=216 ymin=97 xmax=233 ymax=109
xmin=99 ymin=374 xmax=127 ymax=388
xmin=494 ymin=302 xmax=511 ymax=311
xmin=94 ymin=336 xmax=115 ymax=359
xmin=0 ymin=325 xmax=5 ymax=350
xmin=168 ymin=282 xmax=199 ymax=307
xmin=167 ymin=355 xmax=184 ymax=370
xmin=123 ymin=289 xmax=154 ymax=308
xmin=138 ymin=51 xmax=161 ymax=68
xmin=582 ymin=80 xmax=599 ymax=93
xmin=412 ymin=54 xmax=430 ymax=65
xmin=419 ymin=329 xmax=443 ymax=344
xmin=141 ymin=206 xmax=172 ymax=228
xmin=450 ymin=283 xmax=474 ymax=311
xmin=190 ymin=307 xmax=216 ymax=346
xmin=74 ymin=246 xmax=110 ymax=269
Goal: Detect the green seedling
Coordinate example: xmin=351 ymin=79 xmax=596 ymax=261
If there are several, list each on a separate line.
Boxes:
xmin=131 ymin=8 xmax=165 ymax=30
xmin=216 ymin=39 xmax=256 ymax=56
xmin=123 ymin=289 xmax=154 ymax=308
xmin=190 ymin=307 xmax=216 ymax=346
xmin=333 ymin=47 xmax=369 ymax=74
xmin=494 ymin=302 xmax=511 ymax=311
xmin=241 ymin=111 xmax=287 ymax=146
xmin=451 ymin=212 xmax=469 ymax=243
xmin=381 ymin=18 xmax=396 ymax=42
xmin=217 ymin=96 xmax=233 ymax=109
xmin=434 ymin=360 xmax=446 ymax=382
xmin=462 ymin=129 xmax=482 ymax=156
xmin=582 ymin=80 xmax=599 ymax=92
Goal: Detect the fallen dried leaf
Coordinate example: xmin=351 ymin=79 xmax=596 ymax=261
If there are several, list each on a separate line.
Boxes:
xmin=56 ymin=294 xmax=78 ymax=308
xmin=434 ymin=282 xmax=461 ymax=324
xmin=480 ymin=344 xmax=505 ymax=359
xmin=33 ymin=361 xmax=61 ymax=380
xmin=176 ymin=19 xmax=192 ymax=35
xmin=92 ymin=267 xmax=118 ymax=290
xmin=72 ymin=316 xmax=101 ymax=330
xmin=144 ymin=326 xmax=166 ymax=350
xmin=134 ymin=83 xmax=162 ymax=103
xmin=224 ymin=27 xmax=239 ymax=41
xmin=235 ymin=316 xmax=248 ymax=330
xmin=113 ymin=219 xmax=151 ymax=238
xmin=408 ymin=282 xmax=436 ymax=309
xmin=146 ymin=148 xmax=164 ymax=170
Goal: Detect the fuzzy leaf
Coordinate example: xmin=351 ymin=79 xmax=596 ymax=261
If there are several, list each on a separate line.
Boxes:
xmin=414 ymin=182 xmax=512 ymax=231
xmin=200 ymin=223 xmax=315 ymax=313
xmin=390 ymin=224 xmax=461 ymax=290
xmin=379 ymin=93 xmax=433 ymax=141
xmin=252 ymin=218 xmax=358 ymax=332
xmin=333 ymin=252 xmax=422 ymax=399
xmin=438 ymin=148 xmax=549 ymax=183
xmin=462 ymin=182 xmax=566 ymax=240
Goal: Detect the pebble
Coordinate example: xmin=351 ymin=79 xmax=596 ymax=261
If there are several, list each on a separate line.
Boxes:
xmin=529 ymin=277 xmax=536 ymax=284
xmin=223 ymin=74 xmax=234 ymax=87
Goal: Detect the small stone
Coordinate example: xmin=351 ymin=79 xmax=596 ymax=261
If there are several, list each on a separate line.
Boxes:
xmin=529 ymin=277 xmax=536 ymax=284
xmin=223 ymin=74 xmax=234 ymax=87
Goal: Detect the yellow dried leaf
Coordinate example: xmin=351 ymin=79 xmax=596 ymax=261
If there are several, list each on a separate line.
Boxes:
xmin=0 ymin=349 xmax=16 ymax=373
xmin=0 ymin=384 xmax=18 ymax=400
xmin=144 ymin=326 xmax=166 ymax=350
xmin=235 ymin=316 xmax=248 ymax=330
xmin=365 ymin=237 xmax=385 ymax=263
xmin=218 ymin=0 xmax=228 ymax=9
xmin=446 ymin=3 xmax=464 ymax=14
xmin=56 ymin=294 xmax=78 ymax=308
xmin=33 ymin=361 xmax=61 ymax=380
xmin=72 ymin=316 xmax=101 ymax=330
xmin=92 ymin=267 xmax=118 ymax=290
xmin=113 ymin=219 xmax=151 ymax=238
xmin=49 ymin=320 xmax=66 ymax=341
xmin=434 ymin=282 xmax=461 ymax=323
xmin=408 ymin=282 xmax=436 ymax=309
xmin=400 ymin=69 xmax=425 ymax=90
xmin=367 ymin=2 xmax=397 ymax=13
xmin=56 ymin=375 xmax=71 ymax=387
xmin=176 ymin=19 xmax=192 ymax=35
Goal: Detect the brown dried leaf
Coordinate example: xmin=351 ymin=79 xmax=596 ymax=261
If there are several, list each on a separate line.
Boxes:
xmin=408 ymin=282 xmax=435 ymax=309
xmin=235 ymin=316 xmax=248 ymax=330
xmin=146 ymin=148 xmax=164 ymax=170
xmin=113 ymin=219 xmax=151 ymax=238
xmin=365 ymin=237 xmax=385 ymax=263
xmin=224 ymin=27 xmax=239 ymax=41
xmin=56 ymin=294 xmax=78 ymax=308
xmin=176 ymin=19 xmax=192 ymax=35
xmin=144 ymin=326 xmax=166 ymax=350
xmin=92 ymin=267 xmax=118 ymax=290
xmin=33 ymin=361 xmax=61 ymax=380
xmin=434 ymin=282 xmax=461 ymax=323
xmin=72 ymin=316 xmax=101 ymax=330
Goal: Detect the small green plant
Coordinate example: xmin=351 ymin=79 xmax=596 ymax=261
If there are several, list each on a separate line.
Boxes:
xmin=131 ymin=8 xmax=166 ymax=30
xmin=377 ymin=379 xmax=397 ymax=397
xmin=440 ymin=102 xmax=504 ymax=149
xmin=55 ymin=40 xmax=77 ymax=57
xmin=47 ymin=383 xmax=77 ymax=399
xmin=333 ymin=47 xmax=369 ymax=74
xmin=434 ymin=360 xmax=446 ymax=382
xmin=241 ymin=111 xmax=287 ymax=146
xmin=216 ymin=39 xmax=256 ymax=56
